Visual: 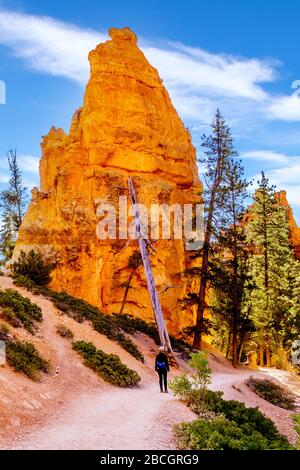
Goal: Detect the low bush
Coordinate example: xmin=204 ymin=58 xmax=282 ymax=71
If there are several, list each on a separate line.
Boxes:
xmin=112 ymin=314 xmax=160 ymax=344
xmin=12 ymin=250 xmax=54 ymax=286
xmin=56 ymin=324 xmax=74 ymax=339
xmin=6 ymin=339 xmax=50 ymax=380
xmin=115 ymin=333 xmax=144 ymax=363
xmin=169 ymin=374 xmax=192 ymax=401
xmin=0 ymin=289 xmax=42 ymax=333
xmin=208 ymin=396 xmax=288 ymax=444
xmin=170 ymin=351 xmax=211 ymax=414
xmin=0 ymin=307 xmax=23 ymax=328
xmin=72 ymin=340 xmax=141 ymax=387
xmin=293 ymin=414 xmax=300 ymax=449
xmin=113 ymin=313 xmax=190 ymax=352
xmin=12 ymin=277 xmax=145 ymax=363
xmin=175 ymin=416 xmax=286 ymax=450
xmin=13 ymin=275 xmax=189 ymax=361
xmin=170 ymin=372 xmax=292 ymax=449
xmin=0 ymin=322 xmax=10 ymax=340
xmin=246 ymin=376 xmax=296 ymax=410
xmin=12 ymin=274 xmax=43 ymax=294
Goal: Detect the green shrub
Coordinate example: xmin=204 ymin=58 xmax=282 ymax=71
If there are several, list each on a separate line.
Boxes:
xmin=0 ymin=307 xmax=23 ymax=328
xmin=293 ymin=414 xmax=300 ymax=449
xmin=0 ymin=289 xmax=42 ymax=333
xmin=190 ymin=351 xmax=211 ymax=410
xmin=14 ymin=276 xmax=198 ymax=362
xmin=12 ymin=274 xmax=45 ymax=294
xmin=6 ymin=339 xmax=50 ymax=380
xmin=246 ymin=376 xmax=296 ymax=410
xmin=170 ymin=351 xmax=211 ymax=413
xmin=174 ymin=390 xmax=292 ymax=450
xmin=52 ymin=298 xmax=145 ymax=362
xmin=203 ymin=389 xmax=224 ymax=409
xmin=175 ymin=416 xmax=286 ymax=450
xmin=56 ymin=324 xmax=74 ymax=339
xmin=115 ymin=333 xmax=144 ymax=363
xmin=208 ymin=396 xmax=289 ymax=445
xmin=113 ymin=313 xmax=190 ymax=352
xmin=12 ymin=250 xmax=54 ymax=286
xmin=12 ymin=278 xmax=145 ymax=363
xmin=0 ymin=322 xmax=10 ymax=340
xmin=170 ymin=384 xmax=223 ymax=417
xmin=112 ymin=314 xmax=160 ymax=344
xmin=169 ymin=374 xmax=193 ymax=401
xmin=72 ymin=340 xmax=141 ymax=387
xmin=171 ymin=371 xmax=292 ymax=449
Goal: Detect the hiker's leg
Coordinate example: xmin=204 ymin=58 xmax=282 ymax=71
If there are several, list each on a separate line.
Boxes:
xmin=158 ymin=372 xmax=163 ymax=392
xmin=163 ymin=370 xmax=168 ymax=392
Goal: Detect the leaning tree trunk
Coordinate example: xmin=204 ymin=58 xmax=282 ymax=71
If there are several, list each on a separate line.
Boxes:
xmin=128 ymin=177 xmax=173 ymax=352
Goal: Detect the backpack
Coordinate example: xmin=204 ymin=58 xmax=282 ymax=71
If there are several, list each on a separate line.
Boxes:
xmin=156 ymin=360 xmax=166 ymax=370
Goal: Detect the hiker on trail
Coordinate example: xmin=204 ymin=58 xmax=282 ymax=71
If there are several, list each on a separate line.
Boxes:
xmin=155 ymin=347 xmax=169 ymax=393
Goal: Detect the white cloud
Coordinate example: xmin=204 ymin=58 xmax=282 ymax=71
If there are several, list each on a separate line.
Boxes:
xmin=143 ymin=44 xmax=275 ymax=100
xmin=0 ymin=10 xmax=104 ymax=83
xmin=0 ymin=8 xmax=280 ymax=123
xmin=1 ymin=7 xmax=300 ymax=128
xmin=264 ymin=162 xmax=300 ymax=186
xmin=249 ymin=151 xmax=300 ymax=208
xmin=0 ymin=155 xmax=39 ymax=189
xmin=18 ymin=155 xmax=40 ymax=174
xmin=0 ymin=173 xmax=9 ymax=183
xmin=267 ymin=95 xmax=300 ymax=121
xmin=23 ymin=178 xmax=38 ymax=191
xmin=241 ymin=150 xmax=290 ymax=165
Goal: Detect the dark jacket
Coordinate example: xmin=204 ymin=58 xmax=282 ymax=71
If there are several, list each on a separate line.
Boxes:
xmin=155 ymin=352 xmax=169 ymax=372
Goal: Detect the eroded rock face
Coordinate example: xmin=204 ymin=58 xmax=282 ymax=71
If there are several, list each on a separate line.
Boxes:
xmin=275 ymin=191 xmax=300 ymax=260
xmin=13 ymin=28 xmax=202 ymax=335
xmin=244 ymin=190 xmax=300 ymax=260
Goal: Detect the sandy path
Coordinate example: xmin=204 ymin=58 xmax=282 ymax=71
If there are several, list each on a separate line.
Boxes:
xmin=11 ymin=383 xmax=196 ymax=450
xmin=1 ymin=276 xmax=299 ymax=449
xmin=10 ymin=367 xmax=300 ymax=450
xmin=210 ymin=368 xmax=300 ymax=444
xmin=0 ymin=276 xmax=196 ymax=450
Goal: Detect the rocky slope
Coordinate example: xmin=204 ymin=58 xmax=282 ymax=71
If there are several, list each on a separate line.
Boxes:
xmin=1 ymin=276 xmax=299 ymax=449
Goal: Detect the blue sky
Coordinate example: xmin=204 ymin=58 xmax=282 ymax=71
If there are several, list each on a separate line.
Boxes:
xmin=0 ymin=0 xmax=300 ymax=222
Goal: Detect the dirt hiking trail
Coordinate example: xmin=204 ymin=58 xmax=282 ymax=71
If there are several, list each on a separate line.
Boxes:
xmin=0 ymin=276 xmax=299 ymax=449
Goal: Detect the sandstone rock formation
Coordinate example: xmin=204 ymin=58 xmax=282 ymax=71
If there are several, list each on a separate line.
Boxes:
xmin=275 ymin=190 xmax=300 ymax=260
xmin=243 ymin=190 xmax=300 ymax=260
xmin=13 ymin=27 xmax=203 ymax=335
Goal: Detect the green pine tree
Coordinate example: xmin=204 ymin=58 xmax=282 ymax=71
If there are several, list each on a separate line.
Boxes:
xmin=214 ymin=158 xmax=252 ymax=367
xmin=246 ymin=172 xmax=299 ymax=367
xmin=0 ymin=149 xmax=28 ymax=263
xmin=0 ymin=213 xmax=16 ymax=265
xmin=193 ymin=109 xmax=238 ymax=349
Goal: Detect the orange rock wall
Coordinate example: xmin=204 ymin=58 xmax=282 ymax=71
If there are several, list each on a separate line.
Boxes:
xmin=276 ymin=191 xmax=300 ymax=260
xmin=13 ymin=28 xmax=203 ymax=336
